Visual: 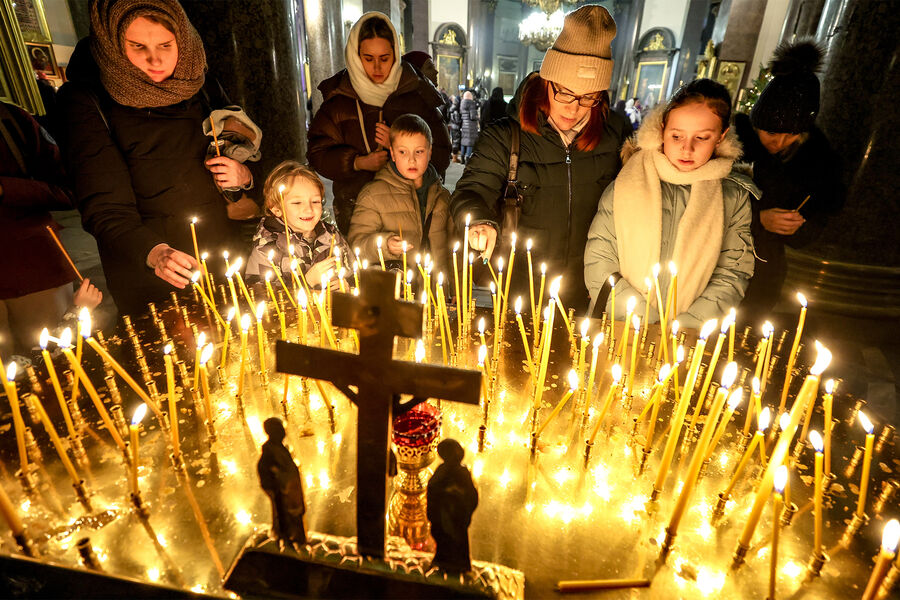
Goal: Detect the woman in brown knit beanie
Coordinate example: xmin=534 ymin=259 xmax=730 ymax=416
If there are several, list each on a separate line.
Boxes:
xmin=58 ymin=0 xmax=253 ymax=314
xmin=450 ymin=5 xmax=631 ymax=310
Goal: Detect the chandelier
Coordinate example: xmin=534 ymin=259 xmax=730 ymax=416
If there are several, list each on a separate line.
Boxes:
xmin=518 ymin=10 xmax=565 ymax=53
xmin=521 ymin=0 xmax=582 ymax=17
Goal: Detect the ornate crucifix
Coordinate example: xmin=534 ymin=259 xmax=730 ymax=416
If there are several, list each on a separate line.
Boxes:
xmin=276 ymin=270 xmax=481 ymax=557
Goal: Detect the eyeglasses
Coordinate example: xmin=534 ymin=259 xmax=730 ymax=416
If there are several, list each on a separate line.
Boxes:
xmin=550 ymin=82 xmax=601 ymax=107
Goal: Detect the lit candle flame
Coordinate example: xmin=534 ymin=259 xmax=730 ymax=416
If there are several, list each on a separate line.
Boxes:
xmin=652 ymin=263 xmax=660 ymax=277
xmin=810 ymin=341 xmax=832 ymax=375
xmin=465 ymin=213 xmax=471 ymax=226
xmin=453 ymin=241 xmax=460 ymax=252
xmin=626 ymin=296 xmax=636 ymax=313
xmin=415 ymin=340 xmax=425 ymax=363
xmin=580 ymin=318 xmax=590 ymax=338
xmin=721 ymin=362 xmax=738 ymax=388
xmin=478 ymin=318 xmax=485 ymax=335
xmin=39 ymin=328 xmax=49 ymax=350
xmin=78 ymin=307 xmax=92 ymax=338
xmin=437 ymin=272 xmax=444 ymax=286
xmin=796 ymin=292 xmax=807 ymax=308
xmin=376 ymin=236 xmax=383 ymax=249
xmin=671 ymin=319 xmax=679 ymax=336
xmin=779 ymin=412 xmax=790 ymax=432
xmin=526 ymin=238 xmax=533 ymax=251
xmin=758 ymin=407 xmax=771 ymax=432
xmin=164 ymin=343 xmax=172 ymax=355
xmin=540 ymin=262 xmax=546 ymax=274
xmin=763 ymin=321 xmax=774 ymax=337
xmin=132 ymin=403 xmax=147 ymax=426
xmin=567 ymin=369 xmax=579 ymax=390
xmin=191 ymin=271 xmax=202 ymax=283
xmin=201 ymin=251 xmax=208 ymax=260
xmin=267 ymin=249 xmax=274 ymax=262
xmin=809 ymin=430 xmax=823 ymax=452
xmin=226 ymin=306 xmax=236 ymax=322
xmin=632 ymin=315 xmax=640 ymax=332
xmin=700 ymin=319 xmax=718 ymax=339
xmin=676 ymin=344 xmax=685 ymax=363
xmin=256 ymin=302 xmax=266 ymax=321
xmin=514 ymin=296 xmax=523 ymax=314
xmin=825 ymin=379 xmax=834 ymax=394
xmin=478 ymin=344 xmax=488 ymax=366
xmin=593 ymin=334 xmax=603 ymax=348
xmin=241 ymin=314 xmax=251 ymax=331
xmin=882 ymin=519 xmax=900 ymax=553
xmin=5 ymin=361 xmax=16 ymax=382
xmin=611 ymin=363 xmax=622 ymax=382
xmin=727 ymin=388 xmax=742 ymax=409
xmin=265 ymin=270 xmax=273 ymax=282
xmin=489 ymin=281 xmax=496 ymax=294
xmin=774 ymin=465 xmax=788 ymax=494
xmin=608 ymin=275 xmax=616 ymax=288
xmin=233 ymin=256 xmax=243 ymax=270
xmin=196 ymin=332 xmax=206 ymax=350
xmin=200 ymin=342 xmax=214 ymax=365
xmin=549 ymin=276 xmax=562 ymax=299
xmin=298 ymin=288 xmax=308 ymax=310
xmin=59 ymin=327 xmax=72 ymax=349
xmin=752 ymin=377 xmax=760 ymax=395
xmin=510 ymin=232 xmax=517 ymax=247
xmin=497 ymin=256 xmax=504 ymax=272
xmin=858 ymin=411 xmax=874 ymax=435
xmin=668 ymin=261 xmax=677 ymax=276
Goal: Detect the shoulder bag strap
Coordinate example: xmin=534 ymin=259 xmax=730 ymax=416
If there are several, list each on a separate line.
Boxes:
xmin=355 ymin=100 xmax=372 ymax=154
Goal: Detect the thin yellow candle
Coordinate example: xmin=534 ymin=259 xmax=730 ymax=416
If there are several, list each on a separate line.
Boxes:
xmin=589 ymin=364 xmax=622 ymax=444
xmin=721 ymin=407 xmax=771 ymax=499
xmin=823 ymin=379 xmax=834 ymax=477
xmin=189 ymin=217 xmax=201 ymax=280
xmin=533 ymin=287 xmax=558 ymax=412
xmin=665 ymin=363 xmax=737 ymax=540
xmin=2 ymin=363 xmax=28 ymax=474
xmin=861 ymin=519 xmax=900 ymax=600
xmin=607 ymin=275 xmax=616 ymax=350
xmin=220 ymin=307 xmax=235 ymax=370
xmin=59 ymin=328 xmax=126 ymax=451
xmin=577 ymin=319 xmax=589 ymax=381
xmin=809 ymin=429 xmax=824 ymax=555
xmin=726 ymin=307 xmax=736 ymax=362
xmin=514 ymin=297 xmax=534 ymax=377
xmin=232 ymin=257 xmax=255 ymax=307
xmin=199 ymin=343 xmax=214 ymax=424
xmin=753 ymin=322 xmax=773 ymax=383
xmin=769 ymin=465 xmax=788 ymax=600
xmin=652 ymin=263 xmax=668 ymax=362
xmin=461 ymin=214 xmax=470 ymax=327
xmin=129 ymin=403 xmax=147 ymax=496
xmin=236 ymin=314 xmax=251 ymax=397
xmin=267 ymin=250 xmax=298 ymax=309
xmin=535 ymin=263 xmax=547 ymax=345
xmin=553 ymin=278 xmax=574 ymax=339
xmin=452 ymin=242 xmax=462 ymax=340
xmin=760 ymin=321 xmax=775 ymax=396
xmin=352 ymin=259 xmax=360 ymax=290
xmin=477 ymin=344 xmax=492 ymax=398
xmin=200 ymin=251 xmax=215 ymax=309
xmin=39 ymin=329 xmax=77 ymax=442
xmin=191 ymin=272 xmax=226 ymax=328
xmin=163 ymin=344 xmax=180 ymax=460
xmin=732 ymin=342 xmax=831 ymax=567
xmin=703 ymin=387 xmax=743 ymax=462
xmin=856 ymin=411 xmax=875 ymax=517
xmin=490 ymin=282 xmax=500 ymax=355
xmin=226 ymin=267 xmax=241 ymax=311
xmin=778 ymin=292 xmax=808 ymax=415
xmin=639 ymin=277 xmax=653 ymax=338
xmin=313 ymin=288 xmax=338 ymax=349
xmin=376 ymin=236 xmax=386 ymax=270
xmin=617 ymin=296 xmax=636 ymax=359
xmin=297 ymin=289 xmax=308 ymax=344
xmin=526 ymin=239 xmax=536 ymax=332
xmin=535 ymin=370 xmax=579 ymax=438
xmin=400 ymin=239 xmax=408 ymax=286
xmin=643 ymin=364 xmax=674 ymax=452
xmin=743 ymin=377 xmax=762 ymax=436
xmin=627 ymin=315 xmax=640 ymax=397
xmin=502 ymin=233 xmax=516 ymax=328
xmin=255 ymin=302 xmax=268 ymax=375
xmin=0 ymin=480 xmax=26 ymax=538
xmin=582 ymin=334 xmax=603 ymax=421
xmin=192 ymin=331 xmax=206 ymax=391
xmin=663 ymin=261 xmax=677 ymax=324
xmin=277 ymin=183 xmax=292 ymax=244
xmin=687 ymin=323 xmax=728 ymax=433
xmin=223 ymin=249 xmax=231 ymax=272
xmin=31 ymin=390 xmax=81 ymax=488
xmin=264 ymin=271 xmax=282 ymax=319
xmin=436 ymin=274 xmax=455 ymax=357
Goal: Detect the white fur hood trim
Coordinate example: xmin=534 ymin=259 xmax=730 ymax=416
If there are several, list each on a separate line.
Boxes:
xmin=620 ymin=105 xmax=742 ymax=165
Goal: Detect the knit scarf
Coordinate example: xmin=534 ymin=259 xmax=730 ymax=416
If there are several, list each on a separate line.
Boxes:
xmin=89 ymin=0 xmax=206 ymax=108
xmin=344 ymin=12 xmax=403 ymax=108
xmin=613 ymin=106 xmax=741 ymax=315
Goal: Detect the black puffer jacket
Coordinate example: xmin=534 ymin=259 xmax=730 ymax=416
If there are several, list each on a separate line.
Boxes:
xmin=57 ymin=39 xmax=238 ymax=314
xmin=450 ymin=78 xmax=630 ymax=309
xmin=459 ymin=97 xmax=479 ymax=147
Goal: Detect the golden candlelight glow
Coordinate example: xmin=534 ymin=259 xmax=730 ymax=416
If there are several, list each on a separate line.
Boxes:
xmin=200 ymin=343 xmax=214 ymax=365
xmin=5 ymin=361 xmax=15 ymax=383
xmin=626 ymin=296 xmax=636 ymax=313
xmin=78 ymin=307 xmax=91 ymax=337
xmin=700 ymin=319 xmax=718 ymax=339
xmin=858 ymin=410 xmax=873 ymax=434
xmin=797 ymin=292 xmax=807 ymax=307
xmin=779 ymin=412 xmax=790 ymax=432
xmin=241 ymin=314 xmax=251 ymax=331
xmin=415 ymin=340 xmax=425 ymax=363
xmin=825 ymin=378 xmax=834 ymax=394
xmin=132 ymin=403 xmax=148 ymax=426
xmin=758 ymin=406 xmax=771 ymax=431
xmin=39 ymin=327 xmax=49 ymax=349
xmin=774 ymin=465 xmax=788 ymax=494
xmin=550 ymin=276 xmax=561 ymax=299
xmin=809 ymin=430 xmax=823 ymax=452
xmin=376 ymin=236 xmax=383 ymax=248
xmin=721 ymin=361 xmax=738 ymax=388
xmin=580 ymin=318 xmax=590 ymax=338
xmin=883 ymin=519 xmax=900 ymax=553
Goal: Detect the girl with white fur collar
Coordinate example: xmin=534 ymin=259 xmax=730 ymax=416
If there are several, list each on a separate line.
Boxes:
xmin=585 ymin=79 xmax=757 ymax=329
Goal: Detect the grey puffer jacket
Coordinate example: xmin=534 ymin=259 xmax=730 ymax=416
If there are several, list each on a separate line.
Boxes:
xmin=585 ymin=109 xmax=757 ymax=329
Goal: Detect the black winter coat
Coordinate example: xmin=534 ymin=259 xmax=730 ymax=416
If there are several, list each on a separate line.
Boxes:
xmin=57 ymin=39 xmax=239 ymax=314
xmin=451 ymin=85 xmax=630 ymax=309
xmin=734 ymin=113 xmax=843 ymax=316
xmin=459 ymin=98 xmax=479 ymax=147
xmin=480 ymin=97 xmax=508 ymax=129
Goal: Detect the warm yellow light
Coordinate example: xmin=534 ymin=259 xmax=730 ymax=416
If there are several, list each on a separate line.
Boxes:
xmin=882 ymin=519 xmax=900 ymax=553
xmin=196 ymin=332 xmax=206 ymax=350
xmin=810 ymin=341 xmax=832 ymax=375
xmin=241 ymin=314 xmax=251 ymax=331
xmin=626 ymin=296 xmax=637 ymax=313
xmin=200 ymin=343 xmax=214 ymax=365
xmin=721 ymin=362 xmax=738 ymax=388
xmin=700 ymin=319 xmax=718 ymax=340
xmin=78 ymin=307 xmax=92 ymax=338
xmin=774 ymin=465 xmax=788 ymax=494
xmin=825 ymin=379 xmax=834 ymax=394
xmin=796 ymin=292 xmax=807 ymax=307
xmin=809 ymin=430 xmax=823 ymax=452
xmin=758 ymin=407 xmax=771 ymax=432
xmin=39 ymin=327 xmax=49 ymax=350
xmin=752 ymin=377 xmax=760 ymax=395
xmin=611 ymin=363 xmax=623 ymax=382
xmin=858 ymin=411 xmax=874 ymax=435
xmin=727 ymin=388 xmax=742 ymax=410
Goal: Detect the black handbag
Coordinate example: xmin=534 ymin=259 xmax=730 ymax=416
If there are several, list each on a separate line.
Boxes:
xmin=496 ymin=123 xmax=522 ymax=256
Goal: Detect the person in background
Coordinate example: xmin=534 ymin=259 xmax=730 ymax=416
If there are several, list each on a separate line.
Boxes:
xmin=480 ymin=86 xmax=508 ymax=129
xmin=458 ymin=90 xmax=479 ymax=163
xmin=58 ymin=0 xmax=251 ymax=315
xmin=0 ymin=100 xmax=102 ymax=358
xmin=402 ymin=50 xmax=438 ymax=87
xmin=450 ymin=6 xmax=629 ymax=310
xmin=625 ymin=97 xmax=641 ymax=130
xmin=307 ymin=12 xmax=450 ymax=234
xmin=735 ymin=40 xmax=843 ymax=322
xmin=585 ymin=79 xmax=756 ymax=328
xmin=447 ymin=94 xmax=462 ymax=162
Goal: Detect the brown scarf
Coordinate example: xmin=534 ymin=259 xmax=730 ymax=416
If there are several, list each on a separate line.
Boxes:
xmin=89 ymin=0 xmax=206 ymax=108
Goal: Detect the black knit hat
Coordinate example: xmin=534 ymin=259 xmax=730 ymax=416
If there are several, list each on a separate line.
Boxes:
xmin=751 ymin=40 xmax=823 ymax=133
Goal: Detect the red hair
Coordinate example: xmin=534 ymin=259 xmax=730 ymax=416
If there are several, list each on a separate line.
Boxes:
xmin=518 ymin=74 xmax=610 ymax=152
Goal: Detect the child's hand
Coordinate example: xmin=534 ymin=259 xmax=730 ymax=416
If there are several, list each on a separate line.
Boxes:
xmin=306 ymin=257 xmax=337 ymax=287
xmin=353 ymin=150 xmax=389 ymax=172
xmin=386 ymin=235 xmax=412 ymax=256
xmin=73 ymin=278 xmax=103 ymax=310
xmin=760 ymin=208 xmax=805 ymax=236
xmin=374 ymin=122 xmax=391 ymax=148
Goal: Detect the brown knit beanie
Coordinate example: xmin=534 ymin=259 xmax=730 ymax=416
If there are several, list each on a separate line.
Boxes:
xmin=539 ymin=6 xmax=616 ymax=95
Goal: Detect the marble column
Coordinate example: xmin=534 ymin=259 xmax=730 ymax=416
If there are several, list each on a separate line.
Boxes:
xmin=304 ymin=0 xmax=344 ymax=113
xmin=466 ymin=0 xmax=495 ymax=92
xmin=405 ymin=0 xmax=430 ymax=53
xmin=610 ymin=0 xmax=644 ymax=101
xmin=779 ymin=0 xmax=825 ymax=43
xmin=670 ymin=0 xmax=711 ymax=90
xmin=363 ymin=0 xmax=402 ymax=26
xmin=181 ymin=0 xmax=307 ymax=169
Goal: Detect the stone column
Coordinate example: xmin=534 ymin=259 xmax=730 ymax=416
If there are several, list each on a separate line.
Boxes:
xmin=407 ymin=0 xmax=430 ymax=53
xmin=466 ymin=0 xmax=494 ymax=92
xmin=610 ymin=0 xmax=644 ymax=101
xmin=670 ymin=0 xmax=711 ymax=89
xmin=181 ymin=0 xmax=307 ymax=167
xmin=363 ymin=0 xmax=402 ymax=26
xmin=304 ymin=0 xmax=345 ymax=113
xmin=717 ymin=0 xmax=769 ymax=87
xmin=778 ymin=0 xmax=825 ymax=43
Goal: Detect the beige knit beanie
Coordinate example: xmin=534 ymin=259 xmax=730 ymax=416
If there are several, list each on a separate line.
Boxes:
xmin=539 ymin=5 xmax=616 ymax=95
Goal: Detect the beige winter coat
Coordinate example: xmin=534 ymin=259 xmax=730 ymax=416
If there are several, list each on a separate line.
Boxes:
xmin=348 ymin=164 xmax=454 ymax=275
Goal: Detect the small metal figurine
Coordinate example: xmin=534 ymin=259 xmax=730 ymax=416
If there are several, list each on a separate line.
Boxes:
xmin=257 ymin=418 xmax=306 ymax=546
xmin=427 ymin=439 xmax=479 ymax=573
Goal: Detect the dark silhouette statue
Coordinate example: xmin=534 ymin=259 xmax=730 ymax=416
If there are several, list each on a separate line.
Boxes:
xmin=257 ymin=418 xmax=306 ymax=545
xmin=427 ymin=439 xmax=479 ymax=572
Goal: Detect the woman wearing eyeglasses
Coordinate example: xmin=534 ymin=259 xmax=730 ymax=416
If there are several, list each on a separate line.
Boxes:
xmin=450 ymin=6 xmax=629 ymax=310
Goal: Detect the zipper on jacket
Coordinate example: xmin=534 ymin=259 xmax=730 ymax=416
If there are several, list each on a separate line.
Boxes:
xmin=564 ymin=145 xmax=573 ymax=262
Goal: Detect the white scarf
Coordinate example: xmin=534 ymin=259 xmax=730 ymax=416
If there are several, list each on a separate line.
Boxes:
xmin=344 ymin=12 xmax=403 ymax=108
xmin=613 ymin=107 xmax=741 ymax=315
